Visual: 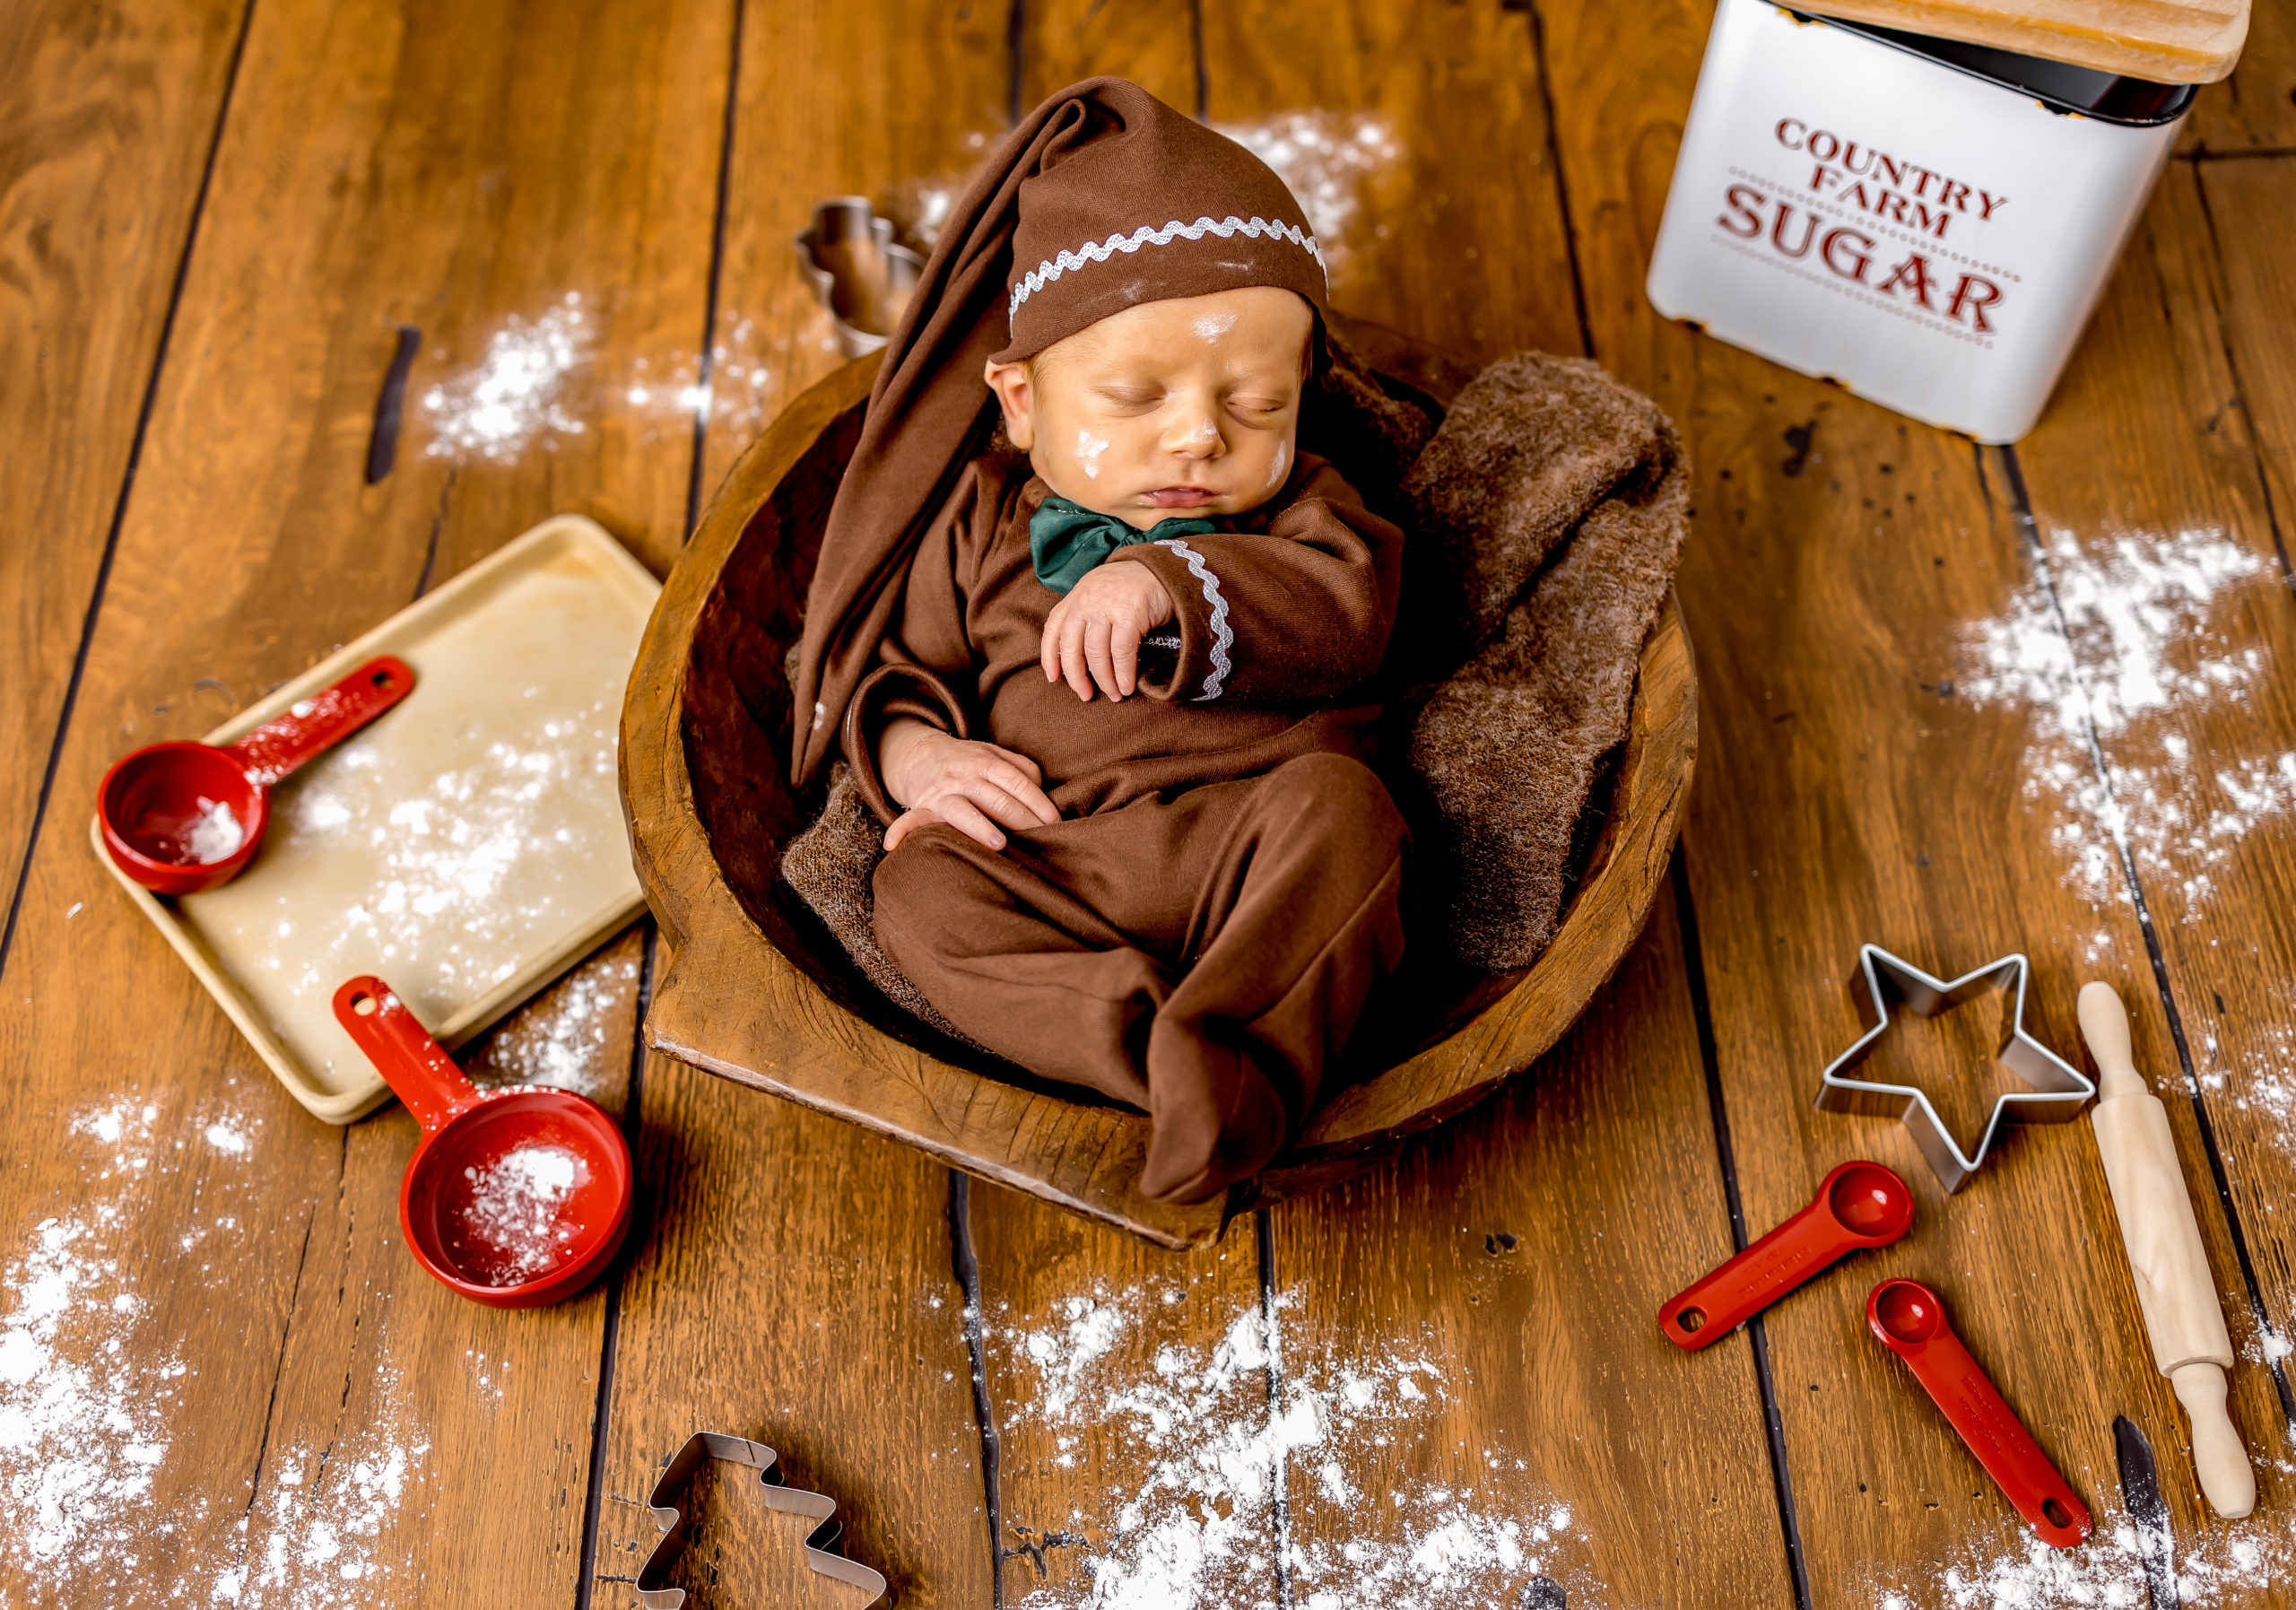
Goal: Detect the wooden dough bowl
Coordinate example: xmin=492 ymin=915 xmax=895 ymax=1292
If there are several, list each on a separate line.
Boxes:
xmin=620 ymin=321 xmax=1698 ymax=1249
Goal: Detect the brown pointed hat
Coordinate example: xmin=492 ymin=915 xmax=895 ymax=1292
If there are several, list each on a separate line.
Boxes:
xmin=786 ymin=77 xmax=1329 ymax=784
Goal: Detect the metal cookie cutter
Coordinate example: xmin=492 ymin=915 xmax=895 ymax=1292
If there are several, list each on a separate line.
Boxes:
xmin=1816 ymin=945 xmax=2094 ymax=1192
xmin=795 ymin=198 xmax=925 ymax=360
xmin=636 ymin=1432 xmax=888 ymax=1608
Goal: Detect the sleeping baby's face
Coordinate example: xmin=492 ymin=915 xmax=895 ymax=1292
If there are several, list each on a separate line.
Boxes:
xmin=983 ymin=285 xmax=1313 ymax=531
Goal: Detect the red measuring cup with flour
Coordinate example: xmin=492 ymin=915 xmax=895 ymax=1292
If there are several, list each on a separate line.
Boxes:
xmin=98 ymin=655 xmax=414 ymax=895
xmin=333 ymin=977 xmax=632 ymax=1309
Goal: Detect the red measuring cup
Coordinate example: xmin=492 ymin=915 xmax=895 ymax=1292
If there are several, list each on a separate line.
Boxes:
xmin=333 ymin=976 xmax=633 ymax=1310
xmin=1868 ymin=1278 xmax=2092 ymax=1548
xmin=1659 ymin=1160 xmax=1916 ymax=1349
xmin=98 ymin=655 xmax=415 ymax=895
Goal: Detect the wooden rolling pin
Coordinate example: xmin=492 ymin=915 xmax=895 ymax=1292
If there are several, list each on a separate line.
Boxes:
xmin=2079 ymin=981 xmax=2256 ymax=1519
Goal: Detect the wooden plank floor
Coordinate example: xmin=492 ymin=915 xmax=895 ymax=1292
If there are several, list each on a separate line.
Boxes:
xmin=4 ymin=2 xmax=2293 ymax=1606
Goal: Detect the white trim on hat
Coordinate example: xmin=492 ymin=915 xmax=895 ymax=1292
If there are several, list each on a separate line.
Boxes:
xmin=1007 ymin=215 xmax=1326 ymax=327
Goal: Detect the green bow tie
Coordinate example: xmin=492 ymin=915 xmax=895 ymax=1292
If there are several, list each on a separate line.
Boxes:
xmin=1029 ymin=495 xmax=1215 ymax=596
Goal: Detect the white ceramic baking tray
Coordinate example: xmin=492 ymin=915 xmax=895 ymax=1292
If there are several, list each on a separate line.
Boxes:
xmin=92 ymin=514 xmax=660 ymax=1123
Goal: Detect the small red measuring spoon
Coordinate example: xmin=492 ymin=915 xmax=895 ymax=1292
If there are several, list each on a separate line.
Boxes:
xmin=1659 ymin=1160 xmax=1915 ymax=1349
xmin=99 ymin=655 xmax=415 ymax=895
xmin=1868 ymin=1278 xmax=2092 ymax=1548
xmin=333 ymin=976 xmax=633 ymax=1310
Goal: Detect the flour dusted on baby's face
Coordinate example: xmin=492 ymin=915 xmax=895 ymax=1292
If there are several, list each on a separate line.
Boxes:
xmin=986 ymin=286 xmax=1312 ymax=531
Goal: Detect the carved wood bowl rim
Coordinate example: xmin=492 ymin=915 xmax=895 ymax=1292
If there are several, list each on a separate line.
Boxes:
xmin=620 ymin=332 xmax=1698 ymax=1249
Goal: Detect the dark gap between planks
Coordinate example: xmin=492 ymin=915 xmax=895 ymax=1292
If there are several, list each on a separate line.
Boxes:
xmin=575 ymin=3 xmax=750 ymax=1598
xmin=0 ymin=0 xmax=260 ymax=991
xmin=1992 ymin=444 xmax=2296 ymax=1430
xmin=575 ymin=928 xmax=660 ymax=1610
xmin=1672 ymin=852 xmax=1817 ymax=1610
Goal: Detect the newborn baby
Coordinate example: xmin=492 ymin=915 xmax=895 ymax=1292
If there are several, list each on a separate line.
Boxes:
xmin=789 ymin=79 xmax=1408 ymax=1204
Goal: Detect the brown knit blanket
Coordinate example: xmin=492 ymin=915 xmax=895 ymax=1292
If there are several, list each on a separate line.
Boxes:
xmin=781 ymin=344 xmax=1687 ymax=1024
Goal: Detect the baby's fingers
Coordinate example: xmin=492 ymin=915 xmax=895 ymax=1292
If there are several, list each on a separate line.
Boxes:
xmin=934 ymin=794 xmax=1007 ymax=850
xmin=1057 ymin=613 xmax=1096 ymax=702
xmin=978 ymin=761 xmax=1059 ymax=826
xmin=1084 ymin=618 xmax=1122 ymax=702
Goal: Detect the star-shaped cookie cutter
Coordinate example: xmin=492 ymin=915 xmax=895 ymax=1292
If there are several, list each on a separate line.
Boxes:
xmin=635 ymin=1432 xmax=887 ymax=1608
xmin=1815 ymin=945 xmax=2094 ymax=1192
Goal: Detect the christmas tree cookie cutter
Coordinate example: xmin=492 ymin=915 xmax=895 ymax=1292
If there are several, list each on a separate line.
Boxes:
xmin=636 ymin=1432 xmax=888 ymax=1608
xmin=1816 ymin=945 xmax=2093 ymax=1192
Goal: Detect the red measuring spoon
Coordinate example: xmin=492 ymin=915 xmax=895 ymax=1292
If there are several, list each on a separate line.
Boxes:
xmin=99 ymin=655 xmax=415 ymax=895
xmin=1868 ymin=1278 xmax=2093 ymax=1548
xmin=333 ymin=976 xmax=633 ymax=1310
xmin=1659 ymin=1160 xmax=1916 ymax=1349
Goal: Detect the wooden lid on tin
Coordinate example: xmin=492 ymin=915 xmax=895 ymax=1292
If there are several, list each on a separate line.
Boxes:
xmin=1807 ymin=0 xmax=2248 ymax=83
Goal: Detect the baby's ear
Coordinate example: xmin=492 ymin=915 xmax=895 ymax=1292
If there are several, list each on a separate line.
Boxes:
xmin=982 ymin=358 xmax=1036 ymax=451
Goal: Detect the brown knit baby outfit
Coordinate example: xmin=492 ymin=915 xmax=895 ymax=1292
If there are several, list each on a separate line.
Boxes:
xmin=790 ymin=79 xmax=1407 ymax=1205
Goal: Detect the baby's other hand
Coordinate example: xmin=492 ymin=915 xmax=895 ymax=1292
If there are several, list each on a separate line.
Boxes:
xmin=1040 ymin=559 xmax=1175 ymax=702
xmin=880 ymin=717 xmax=1059 ymax=852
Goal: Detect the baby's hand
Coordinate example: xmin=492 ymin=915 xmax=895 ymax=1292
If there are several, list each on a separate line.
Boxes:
xmin=880 ymin=717 xmax=1059 ymax=852
xmin=1040 ymin=559 xmax=1175 ymax=702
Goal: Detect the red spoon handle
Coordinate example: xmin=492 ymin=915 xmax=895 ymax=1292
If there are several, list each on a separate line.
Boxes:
xmin=1659 ymin=1161 xmax=1915 ymax=1349
xmin=1868 ymin=1281 xmax=2092 ymax=1548
xmin=223 ymin=655 xmax=414 ymax=786
xmin=332 ymin=976 xmax=480 ymax=1136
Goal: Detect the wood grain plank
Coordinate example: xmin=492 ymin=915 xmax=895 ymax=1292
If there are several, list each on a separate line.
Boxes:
xmin=0 ymin=0 xmax=247 ymax=927
xmin=1534 ymin=0 xmax=2296 ymax=1600
xmin=1019 ymin=0 xmax=1199 ymax=112
xmin=0 ymin=0 xmax=732 ymax=1598
xmin=691 ymin=0 xmax=1012 ymax=506
xmin=2204 ymin=158 xmax=2296 ymax=556
xmin=1274 ymin=900 xmax=1797 ymax=1608
xmin=1191 ymin=4 xmax=1788 ymax=1607
xmin=1201 ymin=0 xmax=1586 ymax=363
xmin=2182 ymin=10 xmax=2296 ymax=154
xmin=2013 ymin=160 xmax=2296 ymax=1383
xmin=591 ymin=4 xmax=1013 ymax=1605
xmin=968 ymin=1182 xmax=1273 ymax=1606
xmin=587 ymin=1057 xmax=989 ymax=1609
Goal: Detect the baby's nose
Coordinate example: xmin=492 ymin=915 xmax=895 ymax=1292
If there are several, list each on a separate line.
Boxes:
xmin=1166 ymin=414 xmax=1224 ymax=457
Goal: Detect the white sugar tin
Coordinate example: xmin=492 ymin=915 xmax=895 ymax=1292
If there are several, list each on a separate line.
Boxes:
xmin=1647 ymin=0 xmax=2196 ymax=442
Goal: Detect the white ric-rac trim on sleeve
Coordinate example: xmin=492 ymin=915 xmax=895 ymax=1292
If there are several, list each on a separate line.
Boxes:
xmin=1008 ymin=216 xmax=1326 ymax=325
xmin=1152 ymin=538 xmax=1232 ymax=701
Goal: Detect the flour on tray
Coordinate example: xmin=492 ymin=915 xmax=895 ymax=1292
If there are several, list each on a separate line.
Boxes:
xmin=993 ymin=1283 xmax=1596 ymax=1610
xmin=1960 ymin=525 xmax=2286 ymax=913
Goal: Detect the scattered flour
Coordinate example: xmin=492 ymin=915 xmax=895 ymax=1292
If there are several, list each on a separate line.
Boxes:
xmin=422 ymin=292 xmax=593 ymax=460
xmin=1215 ymin=113 xmax=1403 ymax=287
xmin=469 ymin=945 xmax=639 ymax=1097
xmin=0 ymin=1097 xmax=436 ymax=1606
xmin=1857 ymin=1507 xmax=2296 ymax=1608
xmin=995 ymin=1284 xmax=1594 ymax=1610
xmin=208 ymin=1373 xmax=433 ymax=1608
xmin=1959 ymin=526 xmax=2286 ymax=913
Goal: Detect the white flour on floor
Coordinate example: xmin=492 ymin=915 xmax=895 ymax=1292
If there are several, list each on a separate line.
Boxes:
xmin=1857 ymin=1502 xmax=2296 ymax=1608
xmin=994 ymin=1284 xmax=1596 ymax=1610
xmin=1215 ymin=113 xmax=1402 ymax=287
xmin=0 ymin=1099 xmax=432 ymax=1606
xmin=471 ymin=944 xmax=638 ymax=1097
xmin=422 ymin=292 xmax=593 ymax=460
xmin=1959 ymin=525 xmax=2286 ymax=914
